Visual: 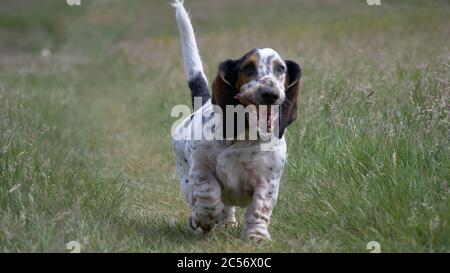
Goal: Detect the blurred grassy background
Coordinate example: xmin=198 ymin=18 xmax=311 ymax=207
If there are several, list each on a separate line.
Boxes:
xmin=0 ymin=0 xmax=449 ymax=252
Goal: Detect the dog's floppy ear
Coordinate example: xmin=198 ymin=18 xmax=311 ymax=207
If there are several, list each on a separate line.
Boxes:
xmin=212 ymin=59 xmax=241 ymax=139
xmin=212 ymin=59 xmax=240 ymax=111
xmin=279 ymin=60 xmax=301 ymax=138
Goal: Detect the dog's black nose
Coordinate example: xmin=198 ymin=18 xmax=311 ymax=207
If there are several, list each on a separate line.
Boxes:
xmin=260 ymin=88 xmax=279 ymax=104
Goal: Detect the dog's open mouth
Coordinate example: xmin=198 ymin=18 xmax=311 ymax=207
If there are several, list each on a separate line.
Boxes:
xmin=257 ymin=105 xmax=274 ymax=133
xmin=234 ymin=93 xmax=278 ymax=136
xmin=257 ymin=105 xmax=273 ymax=133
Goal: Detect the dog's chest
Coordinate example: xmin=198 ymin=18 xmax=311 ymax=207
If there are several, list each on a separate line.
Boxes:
xmin=209 ymin=140 xmax=286 ymax=207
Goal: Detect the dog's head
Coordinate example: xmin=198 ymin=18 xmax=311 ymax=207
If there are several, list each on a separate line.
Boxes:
xmin=212 ymin=48 xmax=301 ymax=138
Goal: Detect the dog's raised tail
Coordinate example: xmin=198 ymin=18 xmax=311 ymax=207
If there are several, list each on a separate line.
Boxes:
xmin=171 ymin=0 xmax=210 ymax=108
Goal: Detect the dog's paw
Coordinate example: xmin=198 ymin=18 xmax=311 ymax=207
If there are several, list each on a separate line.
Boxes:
xmin=220 ymin=219 xmax=238 ymax=228
xmin=188 ymin=216 xmax=214 ymax=233
xmin=188 ymin=216 xmax=198 ymax=231
xmin=243 ymin=228 xmax=271 ymax=242
xmin=244 ymin=233 xmax=271 ymax=242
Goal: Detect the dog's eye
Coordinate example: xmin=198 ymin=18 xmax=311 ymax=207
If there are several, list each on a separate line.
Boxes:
xmin=276 ymin=65 xmax=286 ymax=74
xmin=242 ymin=64 xmax=256 ymax=76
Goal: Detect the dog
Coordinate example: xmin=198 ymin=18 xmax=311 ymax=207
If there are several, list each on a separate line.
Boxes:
xmin=171 ymin=0 xmax=301 ymax=240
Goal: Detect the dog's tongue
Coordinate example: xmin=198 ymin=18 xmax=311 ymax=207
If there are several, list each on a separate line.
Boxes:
xmin=258 ymin=105 xmax=272 ymax=133
xmin=233 ymin=96 xmax=273 ymax=134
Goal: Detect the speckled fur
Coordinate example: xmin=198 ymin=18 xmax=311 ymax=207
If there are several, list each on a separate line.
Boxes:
xmin=171 ymin=0 xmax=297 ymax=241
xmin=172 ymin=100 xmax=287 ymax=240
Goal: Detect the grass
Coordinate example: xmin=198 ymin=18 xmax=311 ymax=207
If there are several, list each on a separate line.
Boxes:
xmin=0 ymin=0 xmax=449 ymax=252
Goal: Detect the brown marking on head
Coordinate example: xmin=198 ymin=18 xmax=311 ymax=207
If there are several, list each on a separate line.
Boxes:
xmin=235 ymin=52 xmax=259 ymax=92
xmin=212 ymin=48 xmax=269 ymax=110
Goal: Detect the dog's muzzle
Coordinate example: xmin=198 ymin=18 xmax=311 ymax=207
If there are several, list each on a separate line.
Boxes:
xmin=259 ymin=87 xmax=280 ymax=104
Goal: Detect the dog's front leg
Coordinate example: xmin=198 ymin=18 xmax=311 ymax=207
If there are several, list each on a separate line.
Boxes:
xmin=189 ymin=168 xmax=224 ymax=233
xmin=243 ymin=177 xmax=279 ymax=241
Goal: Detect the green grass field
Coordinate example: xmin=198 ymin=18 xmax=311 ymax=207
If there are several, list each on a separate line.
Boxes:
xmin=0 ymin=0 xmax=449 ymax=252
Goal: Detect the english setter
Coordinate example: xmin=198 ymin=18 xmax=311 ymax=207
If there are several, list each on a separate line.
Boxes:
xmin=171 ymin=0 xmax=301 ymax=240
